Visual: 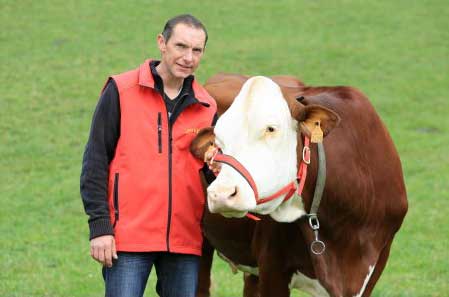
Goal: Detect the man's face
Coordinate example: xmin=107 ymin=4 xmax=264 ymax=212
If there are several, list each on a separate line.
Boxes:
xmin=158 ymin=23 xmax=206 ymax=79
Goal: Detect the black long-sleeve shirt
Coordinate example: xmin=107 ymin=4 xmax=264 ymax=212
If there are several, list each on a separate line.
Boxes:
xmin=80 ymin=80 xmax=120 ymax=239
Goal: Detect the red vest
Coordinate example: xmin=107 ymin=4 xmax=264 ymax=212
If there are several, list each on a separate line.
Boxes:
xmin=107 ymin=59 xmax=216 ymax=255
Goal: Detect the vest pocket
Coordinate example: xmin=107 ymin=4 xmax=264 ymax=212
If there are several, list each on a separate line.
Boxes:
xmin=113 ymin=173 xmax=120 ymax=227
xmin=157 ymin=112 xmax=162 ymax=153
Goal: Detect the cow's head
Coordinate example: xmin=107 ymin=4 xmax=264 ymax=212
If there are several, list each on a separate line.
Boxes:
xmin=193 ymin=76 xmax=340 ymax=222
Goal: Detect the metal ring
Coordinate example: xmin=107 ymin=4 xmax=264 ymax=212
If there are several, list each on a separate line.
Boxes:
xmin=308 ymin=215 xmax=320 ymax=230
xmin=302 ymin=146 xmax=311 ymax=164
xmin=311 ymin=240 xmax=326 ymax=255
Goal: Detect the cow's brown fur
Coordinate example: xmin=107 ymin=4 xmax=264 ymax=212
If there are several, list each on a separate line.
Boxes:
xmin=195 ymin=74 xmax=407 ymax=297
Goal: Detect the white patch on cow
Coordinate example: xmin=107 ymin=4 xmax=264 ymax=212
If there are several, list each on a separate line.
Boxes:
xmin=289 ymin=271 xmax=329 ymax=297
xmin=236 ymin=264 xmax=259 ymax=276
xmin=270 ymin=193 xmax=306 ymax=222
xmin=354 ymin=265 xmax=376 ymax=297
xmin=208 ymin=76 xmax=302 ymax=219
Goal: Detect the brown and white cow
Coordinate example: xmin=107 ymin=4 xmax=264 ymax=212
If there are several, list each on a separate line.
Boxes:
xmin=193 ymin=74 xmax=407 ymax=297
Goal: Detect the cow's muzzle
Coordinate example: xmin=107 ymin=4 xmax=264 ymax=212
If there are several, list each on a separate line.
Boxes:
xmin=207 ymin=183 xmax=249 ymax=216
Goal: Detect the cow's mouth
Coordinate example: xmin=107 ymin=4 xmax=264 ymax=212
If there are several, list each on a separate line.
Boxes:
xmin=219 ymin=210 xmax=248 ymax=219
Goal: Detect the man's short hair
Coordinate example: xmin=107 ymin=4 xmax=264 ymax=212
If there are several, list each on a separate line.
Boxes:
xmin=161 ymin=14 xmax=208 ymax=47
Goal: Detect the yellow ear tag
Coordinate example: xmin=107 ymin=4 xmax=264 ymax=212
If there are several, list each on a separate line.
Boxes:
xmin=311 ymin=121 xmax=323 ymax=143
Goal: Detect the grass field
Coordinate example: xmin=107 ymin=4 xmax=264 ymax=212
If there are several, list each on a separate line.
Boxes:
xmin=1 ymin=0 xmax=448 ymax=296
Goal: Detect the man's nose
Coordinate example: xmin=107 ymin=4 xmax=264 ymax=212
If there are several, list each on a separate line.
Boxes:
xmin=183 ymin=50 xmax=193 ymax=62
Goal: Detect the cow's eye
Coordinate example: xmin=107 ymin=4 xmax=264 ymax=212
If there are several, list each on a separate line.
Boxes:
xmin=266 ymin=126 xmax=276 ymax=133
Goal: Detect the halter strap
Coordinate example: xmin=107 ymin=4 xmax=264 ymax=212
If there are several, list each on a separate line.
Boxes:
xmin=212 ymin=136 xmax=311 ymax=208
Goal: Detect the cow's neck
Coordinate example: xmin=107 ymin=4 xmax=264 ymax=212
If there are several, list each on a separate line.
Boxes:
xmin=269 ymin=136 xmax=326 ymax=224
xmin=269 ymin=192 xmax=307 ymax=222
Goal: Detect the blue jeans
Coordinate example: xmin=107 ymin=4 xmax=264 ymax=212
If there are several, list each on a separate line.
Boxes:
xmin=102 ymin=252 xmax=200 ymax=297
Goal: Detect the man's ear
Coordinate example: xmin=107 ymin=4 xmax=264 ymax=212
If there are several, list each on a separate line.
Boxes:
xmin=157 ymin=34 xmax=166 ymax=53
xmin=190 ymin=127 xmax=216 ymax=160
xmin=295 ymin=104 xmax=341 ymax=138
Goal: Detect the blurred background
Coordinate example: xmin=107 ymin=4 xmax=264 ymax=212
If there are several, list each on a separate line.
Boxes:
xmin=1 ymin=0 xmax=448 ymax=296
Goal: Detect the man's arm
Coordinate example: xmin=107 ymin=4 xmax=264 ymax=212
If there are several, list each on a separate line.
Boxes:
xmin=80 ymin=79 xmax=120 ymax=266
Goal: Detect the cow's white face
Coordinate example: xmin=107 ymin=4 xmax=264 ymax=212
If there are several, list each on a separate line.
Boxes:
xmin=207 ymin=76 xmax=302 ymax=220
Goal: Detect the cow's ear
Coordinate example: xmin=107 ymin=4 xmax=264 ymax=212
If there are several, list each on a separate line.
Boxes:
xmin=296 ymin=105 xmax=340 ymax=138
xmin=190 ymin=127 xmax=216 ymax=160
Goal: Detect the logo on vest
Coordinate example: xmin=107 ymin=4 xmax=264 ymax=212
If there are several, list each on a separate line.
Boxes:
xmin=185 ymin=128 xmax=200 ymax=134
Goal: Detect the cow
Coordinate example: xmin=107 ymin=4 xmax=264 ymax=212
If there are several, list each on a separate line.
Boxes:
xmin=193 ymin=73 xmax=408 ymax=297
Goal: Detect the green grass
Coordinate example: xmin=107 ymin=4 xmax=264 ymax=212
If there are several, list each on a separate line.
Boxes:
xmin=1 ymin=0 xmax=448 ymax=296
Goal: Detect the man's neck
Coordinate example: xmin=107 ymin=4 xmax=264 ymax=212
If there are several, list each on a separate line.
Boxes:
xmin=155 ymin=63 xmax=184 ymax=98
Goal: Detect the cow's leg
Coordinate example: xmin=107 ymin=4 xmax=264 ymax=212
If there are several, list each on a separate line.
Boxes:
xmin=360 ymin=240 xmax=393 ymax=297
xmin=243 ymin=272 xmax=259 ymax=297
xmin=196 ymin=238 xmax=214 ymax=297
xmin=331 ymin=239 xmax=384 ymax=297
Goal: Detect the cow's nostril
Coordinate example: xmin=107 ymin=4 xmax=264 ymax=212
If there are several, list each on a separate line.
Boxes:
xmin=230 ymin=187 xmax=238 ymax=197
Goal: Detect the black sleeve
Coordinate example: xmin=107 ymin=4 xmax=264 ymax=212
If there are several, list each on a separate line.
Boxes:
xmin=211 ymin=112 xmax=218 ymax=126
xmin=80 ymin=79 xmax=120 ymax=240
xmin=201 ymin=112 xmax=219 ymax=184
xmin=202 ymin=164 xmax=217 ymax=185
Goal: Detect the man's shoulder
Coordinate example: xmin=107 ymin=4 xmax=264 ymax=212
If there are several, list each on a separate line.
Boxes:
xmin=110 ymin=67 xmax=140 ymax=92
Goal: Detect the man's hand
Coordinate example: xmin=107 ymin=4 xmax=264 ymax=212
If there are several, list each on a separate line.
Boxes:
xmin=90 ymin=235 xmax=118 ymax=267
xmin=204 ymin=145 xmax=222 ymax=175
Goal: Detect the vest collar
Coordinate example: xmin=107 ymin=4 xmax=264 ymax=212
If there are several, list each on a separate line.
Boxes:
xmin=138 ymin=59 xmax=157 ymax=88
xmin=138 ymin=59 xmax=211 ymax=108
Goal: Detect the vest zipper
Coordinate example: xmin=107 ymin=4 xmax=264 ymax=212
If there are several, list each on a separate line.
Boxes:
xmin=157 ymin=112 xmax=162 ymax=153
xmin=164 ymin=94 xmax=199 ymax=251
xmin=113 ymin=172 xmax=120 ymax=228
xmin=166 ymin=122 xmax=173 ymax=252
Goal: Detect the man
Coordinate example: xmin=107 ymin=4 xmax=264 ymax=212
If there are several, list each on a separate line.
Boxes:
xmin=80 ymin=14 xmax=217 ymax=297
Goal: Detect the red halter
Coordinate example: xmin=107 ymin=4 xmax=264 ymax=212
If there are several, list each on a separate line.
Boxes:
xmin=210 ymin=137 xmax=311 ymax=220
